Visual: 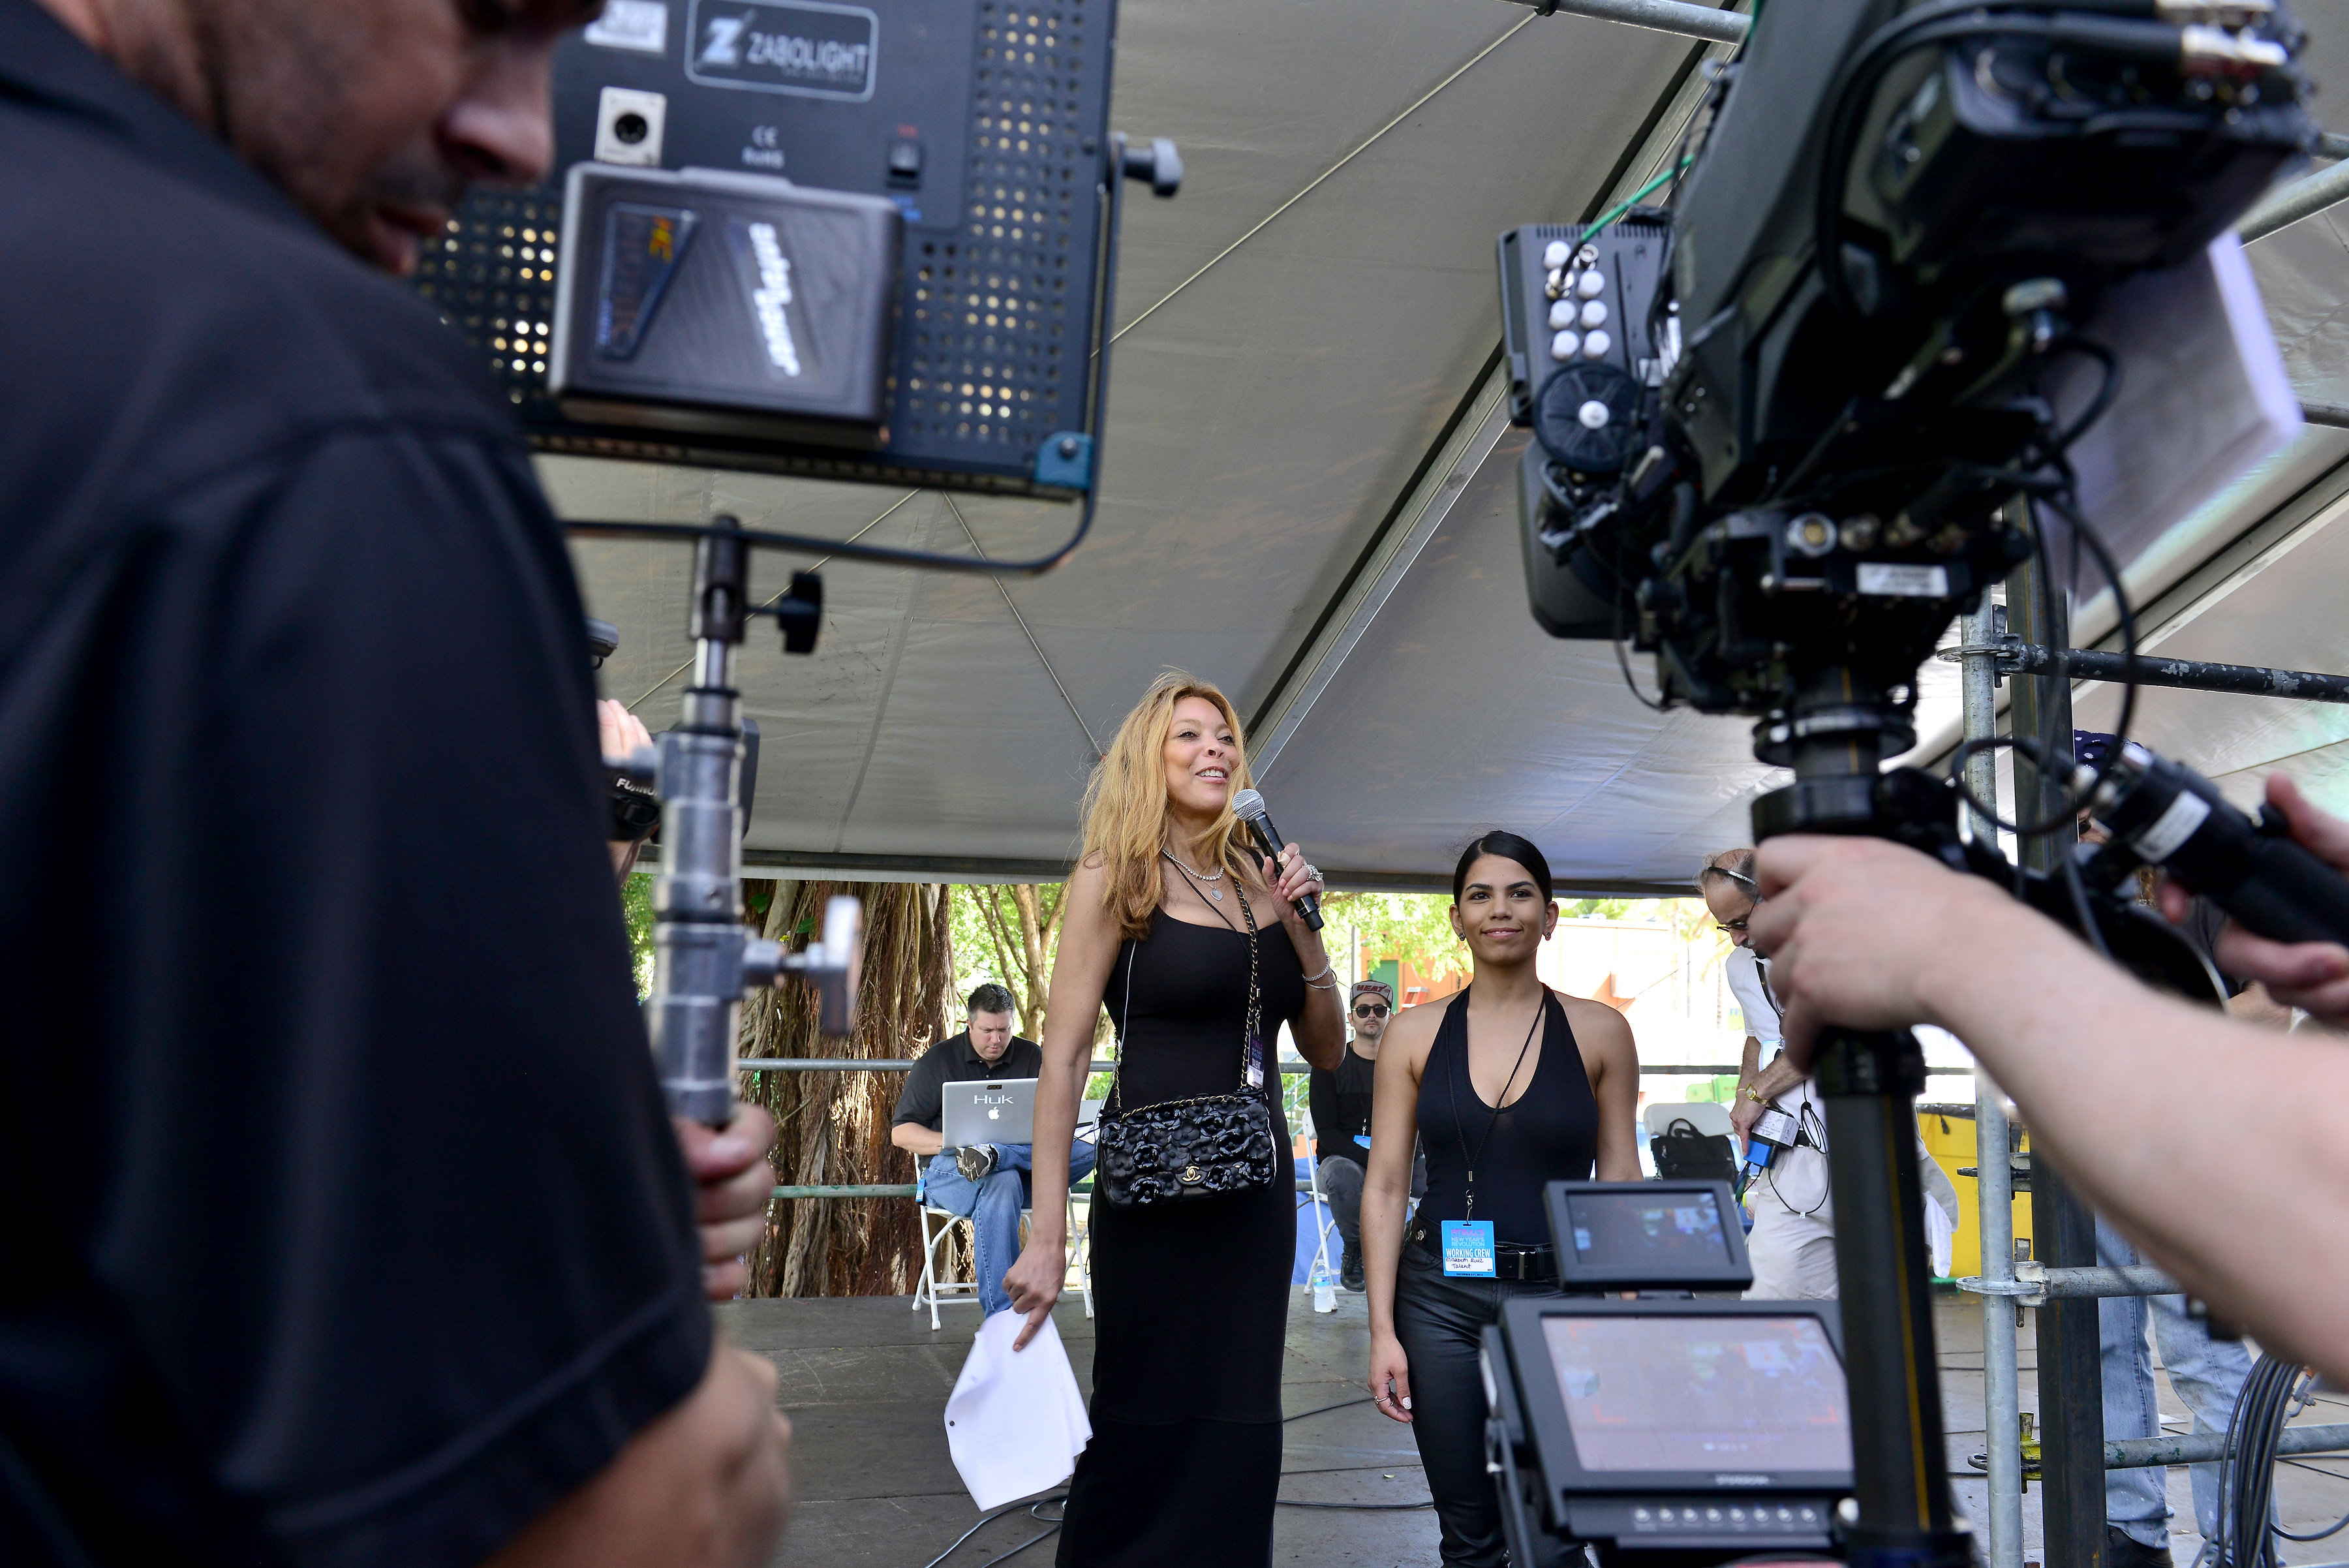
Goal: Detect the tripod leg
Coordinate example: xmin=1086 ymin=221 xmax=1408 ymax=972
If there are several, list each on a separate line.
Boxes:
xmin=1817 ymin=1026 xmax=1974 ymax=1568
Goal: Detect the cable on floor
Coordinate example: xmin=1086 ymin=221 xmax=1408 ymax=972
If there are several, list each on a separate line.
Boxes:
xmin=923 ymin=1392 xmax=1434 ymax=1561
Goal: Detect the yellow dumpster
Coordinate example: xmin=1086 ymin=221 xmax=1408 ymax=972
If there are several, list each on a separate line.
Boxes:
xmin=1917 ymin=1105 xmax=2033 ymax=1280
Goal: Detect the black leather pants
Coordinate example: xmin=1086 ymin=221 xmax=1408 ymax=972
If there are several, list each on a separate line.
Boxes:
xmin=1390 ymin=1240 xmax=1559 ymax=1566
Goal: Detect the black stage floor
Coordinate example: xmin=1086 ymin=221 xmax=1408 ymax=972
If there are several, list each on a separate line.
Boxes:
xmin=718 ymin=1288 xmax=1437 ymax=1567
xmin=718 ymin=1290 xmax=2349 ymax=1568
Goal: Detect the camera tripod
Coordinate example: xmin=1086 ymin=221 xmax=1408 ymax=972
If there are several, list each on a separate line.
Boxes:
xmin=1744 ymin=660 xmax=2228 ymax=1568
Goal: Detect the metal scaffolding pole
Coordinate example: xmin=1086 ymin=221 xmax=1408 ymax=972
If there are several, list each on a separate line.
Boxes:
xmin=2108 ymin=1422 xmax=2349 ymax=1471
xmin=1997 ymin=642 xmax=2349 ymax=704
xmin=2008 ymin=550 xmax=2109 ymax=1568
xmin=1960 ymin=595 xmax=2026 ymax=1568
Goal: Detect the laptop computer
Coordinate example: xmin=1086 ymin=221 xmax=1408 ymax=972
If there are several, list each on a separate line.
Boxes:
xmin=941 ymin=1077 xmax=1038 ymax=1146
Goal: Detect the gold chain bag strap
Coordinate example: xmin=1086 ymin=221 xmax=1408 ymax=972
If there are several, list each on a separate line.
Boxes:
xmin=1094 ymin=870 xmax=1283 ymax=1208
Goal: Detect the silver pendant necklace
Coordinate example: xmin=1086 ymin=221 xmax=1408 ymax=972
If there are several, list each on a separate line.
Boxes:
xmin=1162 ymin=848 xmax=1226 ymax=900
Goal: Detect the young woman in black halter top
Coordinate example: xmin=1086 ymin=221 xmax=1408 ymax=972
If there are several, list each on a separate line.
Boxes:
xmin=1002 ymin=672 xmax=1344 ymax=1567
xmin=1361 ymin=831 xmax=1640 ymax=1567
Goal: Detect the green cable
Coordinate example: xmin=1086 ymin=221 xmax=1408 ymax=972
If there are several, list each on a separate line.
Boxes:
xmin=1583 ymin=153 xmax=1695 ymax=241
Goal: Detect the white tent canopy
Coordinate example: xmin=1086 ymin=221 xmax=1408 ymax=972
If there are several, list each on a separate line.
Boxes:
xmin=562 ymin=0 xmax=2349 ymax=895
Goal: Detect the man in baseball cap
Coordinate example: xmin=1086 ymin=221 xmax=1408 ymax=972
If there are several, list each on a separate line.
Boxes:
xmin=1307 ymin=979 xmax=1423 ymax=1291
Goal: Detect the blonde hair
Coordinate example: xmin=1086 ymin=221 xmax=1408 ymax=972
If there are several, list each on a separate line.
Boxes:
xmin=1081 ymin=670 xmax=1256 ymax=940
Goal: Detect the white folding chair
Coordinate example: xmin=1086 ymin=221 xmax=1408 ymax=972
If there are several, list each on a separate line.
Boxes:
xmin=911 ymin=1161 xmax=1096 ymax=1332
xmin=1300 ymin=1109 xmax=1340 ymax=1284
xmin=912 ymin=1195 xmax=983 ymax=1330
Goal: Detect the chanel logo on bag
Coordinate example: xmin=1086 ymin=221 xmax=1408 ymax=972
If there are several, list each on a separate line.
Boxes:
xmin=1179 ymin=1165 xmax=1203 ymax=1184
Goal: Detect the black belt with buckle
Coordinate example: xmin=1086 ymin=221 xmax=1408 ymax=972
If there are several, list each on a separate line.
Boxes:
xmin=1411 ymin=1224 xmax=1556 ymax=1282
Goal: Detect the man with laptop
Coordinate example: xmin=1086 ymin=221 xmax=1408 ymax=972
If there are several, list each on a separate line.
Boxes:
xmin=891 ymin=983 xmax=1097 ymax=1315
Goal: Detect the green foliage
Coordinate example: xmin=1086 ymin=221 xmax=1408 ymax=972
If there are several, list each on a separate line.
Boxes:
xmin=622 ymin=871 xmax=655 ymax=999
xmin=1560 ymin=896 xmax=1733 ymax=976
xmin=1319 ymin=891 xmax=1465 ymax=986
xmin=1560 ymin=896 xmax=1639 ymax=921
xmin=944 ymin=885 xmax=1018 ymax=998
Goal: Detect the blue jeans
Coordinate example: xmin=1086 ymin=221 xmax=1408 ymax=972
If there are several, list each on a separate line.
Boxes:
xmin=2100 ymin=1217 xmax=2257 ymax=1548
xmin=922 ymin=1140 xmax=1098 ymax=1315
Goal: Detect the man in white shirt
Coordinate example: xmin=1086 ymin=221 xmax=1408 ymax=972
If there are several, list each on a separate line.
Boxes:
xmin=1700 ymin=850 xmax=1958 ymax=1300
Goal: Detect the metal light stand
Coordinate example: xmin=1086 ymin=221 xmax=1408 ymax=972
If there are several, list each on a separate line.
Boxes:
xmin=1751 ymin=666 xmax=1974 ymax=1568
xmin=641 ymin=515 xmax=861 ymax=1126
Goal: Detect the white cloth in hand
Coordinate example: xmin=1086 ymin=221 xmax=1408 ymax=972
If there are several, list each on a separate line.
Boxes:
xmin=944 ymin=1309 xmax=1092 ymax=1510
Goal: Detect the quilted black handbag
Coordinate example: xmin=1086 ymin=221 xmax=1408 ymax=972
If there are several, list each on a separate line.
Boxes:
xmin=1094 ymin=876 xmax=1282 ymax=1208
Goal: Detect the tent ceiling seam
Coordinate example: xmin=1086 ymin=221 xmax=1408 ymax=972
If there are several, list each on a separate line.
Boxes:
xmin=1250 ymin=369 xmax=1514 ymax=775
xmin=942 ymin=493 xmax=1103 ymax=758
xmin=1245 ymin=23 xmax=1730 ymax=773
xmin=1102 ymin=12 xmax=1539 ymax=350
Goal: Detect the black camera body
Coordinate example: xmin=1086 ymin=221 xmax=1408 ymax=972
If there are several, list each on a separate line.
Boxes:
xmin=1507 ymin=0 xmax=2315 ymax=737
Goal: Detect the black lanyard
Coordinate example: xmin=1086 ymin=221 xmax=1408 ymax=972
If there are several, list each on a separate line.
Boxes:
xmin=1445 ymin=986 xmax=1546 ymax=1223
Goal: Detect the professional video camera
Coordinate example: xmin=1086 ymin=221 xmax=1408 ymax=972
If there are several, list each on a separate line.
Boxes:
xmin=1494 ymin=7 xmax=2349 ymax=1568
xmin=1504 ymin=0 xmax=2310 ymax=798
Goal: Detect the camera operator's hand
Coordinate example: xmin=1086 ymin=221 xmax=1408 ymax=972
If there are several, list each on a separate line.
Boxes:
xmin=601 ymin=699 xmax=656 ymax=878
xmin=599 ymin=698 xmax=652 ymax=765
xmin=2157 ymin=773 xmax=2349 ymax=1024
xmin=675 ymin=1106 xmax=779 ymax=1300
xmin=492 ymin=1334 xmax=793 ymax=1568
xmin=1752 ymin=835 xmax=2034 ymax=1069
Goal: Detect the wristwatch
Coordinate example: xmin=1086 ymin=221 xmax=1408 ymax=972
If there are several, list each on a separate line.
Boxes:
xmin=1743 ymin=1086 xmax=1768 ymax=1105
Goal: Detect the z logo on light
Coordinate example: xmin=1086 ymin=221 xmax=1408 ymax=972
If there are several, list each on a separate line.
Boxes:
xmin=699 ymin=14 xmax=750 ymax=67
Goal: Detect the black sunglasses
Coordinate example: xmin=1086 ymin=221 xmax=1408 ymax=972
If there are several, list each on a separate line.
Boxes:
xmin=1352 ymin=1002 xmax=1389 ymax=1018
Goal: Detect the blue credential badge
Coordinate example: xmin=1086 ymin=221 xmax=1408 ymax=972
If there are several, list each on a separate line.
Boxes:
xmin=1353 ymin=1134 xmax=1372 ymax=1148
xmin=1441 ymin=1220 xmax=1496 ymax=1278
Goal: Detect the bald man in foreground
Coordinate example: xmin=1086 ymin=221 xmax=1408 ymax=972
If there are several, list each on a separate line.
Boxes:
xmin=0 ymin=1 xmax=790 ymax=1562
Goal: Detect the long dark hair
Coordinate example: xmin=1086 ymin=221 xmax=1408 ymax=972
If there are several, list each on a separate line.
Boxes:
xmin=1452 ymin=831 xmax=1555 ymax=905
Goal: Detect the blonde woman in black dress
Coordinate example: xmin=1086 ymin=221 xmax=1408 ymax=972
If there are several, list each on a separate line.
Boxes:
xmin=1004 ymin=671 xmax=1345 ymax=1567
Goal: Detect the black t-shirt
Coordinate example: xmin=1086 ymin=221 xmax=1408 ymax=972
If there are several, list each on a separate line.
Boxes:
xmin=1308 ymin=1041 xmax=1379 ymax=1163
xmin=892 ymin=1032 xmax=1047 ymax=1131
xmin=0 ymin=8 xmax=709 ymax=1565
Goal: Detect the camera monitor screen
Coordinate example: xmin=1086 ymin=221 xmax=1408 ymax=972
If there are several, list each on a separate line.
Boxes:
xmin=1552 ymin=1182 xmax=1752 ymax=1289
xmin=1541 ymin=1314 xmax=1851 ymax=1475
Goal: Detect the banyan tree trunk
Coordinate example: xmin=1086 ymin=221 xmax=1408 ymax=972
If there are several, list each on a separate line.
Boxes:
xmin=737 ymin=880 xmax=955 ymax=1297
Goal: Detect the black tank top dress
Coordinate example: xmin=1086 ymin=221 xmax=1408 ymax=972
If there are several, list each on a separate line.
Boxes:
xmin=1397 ymin=989 xmax=1601 ymax=1568
xmin=1055 ymin=907 xmax=1307 ymax=1568
xmin=1417 ymin=986 xmax=1600 ymax=1248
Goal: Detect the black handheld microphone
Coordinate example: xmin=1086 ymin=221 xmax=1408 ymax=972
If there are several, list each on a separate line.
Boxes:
xmin=1229 ymin=788 xmax=1323 ymax=930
